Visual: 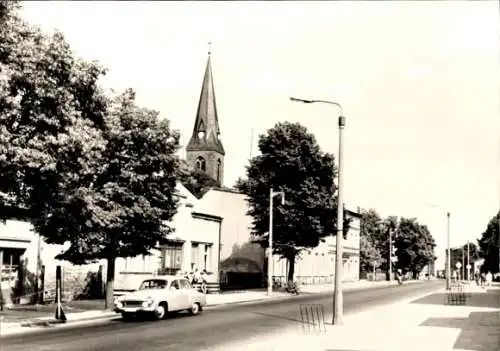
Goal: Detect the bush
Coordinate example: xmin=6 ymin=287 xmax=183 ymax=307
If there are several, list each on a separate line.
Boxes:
xmin=77 ymin=271 xmax=104 ymax=299
xmin=10 ymin=259 xmax=37 ymax=304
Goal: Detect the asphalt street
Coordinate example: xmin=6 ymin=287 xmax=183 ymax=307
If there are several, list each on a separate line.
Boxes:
xmin=3 ymin=280 xmax=442 ymax=351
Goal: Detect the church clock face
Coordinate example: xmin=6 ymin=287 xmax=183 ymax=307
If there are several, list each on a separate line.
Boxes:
xmin=198 ymin=131 xmax=205 ymax=139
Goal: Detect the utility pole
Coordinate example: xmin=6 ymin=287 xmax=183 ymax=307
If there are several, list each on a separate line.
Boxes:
xmin=388 ymin=229 xmax=393 ymax=282
xmin=289 ymin=96 xmax=345 ymax=325
xmin=333 ymin=114 xmax=346 ymax=325
xmin=446 ymin=212 xmax=451 ymax=290
xmin=467 ymin=240 xmax=470 ymax=281
xmin=268 ymin=189 xmax=274 ymax=297
xmin=462 ymin=246 xmax=465 ymax=281
xmin=268 ymin=189 xmax=285 ymax=296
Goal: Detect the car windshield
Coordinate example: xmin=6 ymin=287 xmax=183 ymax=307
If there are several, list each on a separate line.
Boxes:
xmin=138 ymin=279 xmax=168 ymax=290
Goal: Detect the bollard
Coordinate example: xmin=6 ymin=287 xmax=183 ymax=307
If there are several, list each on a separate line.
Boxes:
xmin=55 ymin=266 xmax=66 ymax=322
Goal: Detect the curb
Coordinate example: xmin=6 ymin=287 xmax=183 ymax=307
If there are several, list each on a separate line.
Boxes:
xmin=18 ymin=312 xmax=117 ymax=328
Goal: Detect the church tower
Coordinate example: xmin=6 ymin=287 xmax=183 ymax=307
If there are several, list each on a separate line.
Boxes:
xmin=186 ymin=45 xmax=225 ymax=186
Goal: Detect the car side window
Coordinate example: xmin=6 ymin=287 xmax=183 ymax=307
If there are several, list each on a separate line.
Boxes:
xmin=179 ymin=279 xmax=191 ymax=290
xmin=170 ymin=280 xmax=180 ymax=290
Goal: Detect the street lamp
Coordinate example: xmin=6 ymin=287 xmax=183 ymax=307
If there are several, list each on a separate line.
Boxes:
xmin=268 ymin=188 xmax=285 ymax=296
xmin=425 ymin=203 xmax=451 ymax=290
xmin=290 ymin=96 xmax=345 ymax=325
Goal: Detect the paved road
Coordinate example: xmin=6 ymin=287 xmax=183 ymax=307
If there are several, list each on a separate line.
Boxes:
xmin=3 ymin=280 xmax=442 ymax=351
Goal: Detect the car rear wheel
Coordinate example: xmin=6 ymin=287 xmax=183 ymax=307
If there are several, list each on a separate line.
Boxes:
xmin=154 ymin=303 xmax=167 ymax=320
xmin=189 ymin=302 xmax=201 ymax=316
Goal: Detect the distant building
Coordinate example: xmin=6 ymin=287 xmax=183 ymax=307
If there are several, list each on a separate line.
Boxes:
xmin=271 ymin=208 xmax=361 ymax=284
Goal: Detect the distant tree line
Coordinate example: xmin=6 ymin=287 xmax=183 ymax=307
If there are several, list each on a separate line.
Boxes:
xmin=359 ymin=209 xmax=436 ymax=280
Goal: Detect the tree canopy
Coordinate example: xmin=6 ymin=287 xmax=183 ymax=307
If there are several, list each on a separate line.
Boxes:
xmin=235 ymin=122 xmax=337 ymax=281
xmin=178 ymin=159 xmax=218 ymax=199
xmin=0 ymin=4 xmax=181 ymax=307
xmin=477 ymin=211 xmax=499 ymax=273
xmin=360 ymin=208 xmax=436 ymax=279
xmin=394 ymin=217 xmax=436 ymax=277
xmin=0 ymin=3 xmax=108 ymax=220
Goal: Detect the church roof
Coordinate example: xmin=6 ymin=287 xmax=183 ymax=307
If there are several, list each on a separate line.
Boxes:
xmin=186 ymin=52 xmax=225 ymax=155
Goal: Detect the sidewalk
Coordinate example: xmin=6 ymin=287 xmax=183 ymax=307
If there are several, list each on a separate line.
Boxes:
xmin=0 ymin=279 xmax=423 ymax=337
xmin=213 ymin=283 xmax=500 ymax=351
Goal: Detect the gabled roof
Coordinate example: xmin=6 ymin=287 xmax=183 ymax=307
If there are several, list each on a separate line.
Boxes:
xmin=186 ymin=53 xmax=225 ymax=155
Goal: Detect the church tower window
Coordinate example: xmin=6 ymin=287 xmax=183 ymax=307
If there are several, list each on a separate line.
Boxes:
xmin=216 ymin=159 xmax=222 ymax=183
xmin=196 ymin=156 xmax=206 ymax=172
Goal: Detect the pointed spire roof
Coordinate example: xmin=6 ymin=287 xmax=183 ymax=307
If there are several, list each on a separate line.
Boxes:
xmin=186 ymin=45 xmax=225 ymax=155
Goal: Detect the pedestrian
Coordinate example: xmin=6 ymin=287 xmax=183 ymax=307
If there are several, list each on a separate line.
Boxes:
xmin=486 ymin=271 xmax=492 ymax=287
xmin=480 ymin=272 xmax=486 ymax=287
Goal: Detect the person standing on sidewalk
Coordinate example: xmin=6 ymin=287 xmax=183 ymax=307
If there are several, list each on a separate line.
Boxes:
xmin=486 ymin=272 xmax=492 ymax=287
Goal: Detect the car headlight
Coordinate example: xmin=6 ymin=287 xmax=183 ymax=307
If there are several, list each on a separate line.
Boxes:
xmin=142 ymin=298 xmax=154 ymax=308
xmin=116 ymin=301 xmax=123 ymax=309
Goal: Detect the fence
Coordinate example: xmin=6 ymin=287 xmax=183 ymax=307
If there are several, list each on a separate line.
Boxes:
xmin=1 ymin=264 xmax=105 ymax=307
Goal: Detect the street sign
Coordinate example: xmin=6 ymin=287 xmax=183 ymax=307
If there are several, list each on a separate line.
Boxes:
xmin=391 ymin=256 xmax=398 ymax=262
xmin=456 ymin=262 xmax=462 ymax=269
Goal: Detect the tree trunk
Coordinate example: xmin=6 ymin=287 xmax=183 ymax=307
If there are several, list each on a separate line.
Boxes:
xmin=287 ymin=254 xmax=295 ymax=282
xmin=105 ymin=257 xmax=116 ymax=310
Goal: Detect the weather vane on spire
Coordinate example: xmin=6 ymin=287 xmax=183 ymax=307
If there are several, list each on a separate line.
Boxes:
xmin=208 ymin=41 xmax=212 ymax=56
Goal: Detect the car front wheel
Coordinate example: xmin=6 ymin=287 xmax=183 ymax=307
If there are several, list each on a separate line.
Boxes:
xmin=154 ymin=303 xmax=167 ymax=320
xmin=189 ymin=302 xmax=201 ymax=316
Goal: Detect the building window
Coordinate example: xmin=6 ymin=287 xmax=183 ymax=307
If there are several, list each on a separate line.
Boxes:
xmin=216 ymin=159 xmax=221 ymax=183
xmin=196 ymin=157 xmax=206 ymax=172
xmin=191 ymin=243 xmax=200 ymax=270
xmin=204 ymin=245 xmax=212 ymax=271
xmin=162 ymin=242 xmax=183 ymax=275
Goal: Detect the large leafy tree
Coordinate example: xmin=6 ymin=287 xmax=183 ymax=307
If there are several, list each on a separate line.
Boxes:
xmin=0 ymin=2 xmax=107 ymax=220
xmin=33 ymin=90 xmax=181 ymax=308
xmin=477 ymin=211 xmax=500 ymax=274
xmin=235 ymin=122 xmax=337 ymax=281
xmin=394 ymin=217 xmax=436 ymax=278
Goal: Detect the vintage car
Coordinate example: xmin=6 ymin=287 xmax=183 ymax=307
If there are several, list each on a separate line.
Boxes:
xmin=113 ymin=275 xmax=207 ymax=320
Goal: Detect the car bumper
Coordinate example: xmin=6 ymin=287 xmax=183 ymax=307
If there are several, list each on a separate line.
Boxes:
xmin=114 ymin=306 xmax=157 ymax=314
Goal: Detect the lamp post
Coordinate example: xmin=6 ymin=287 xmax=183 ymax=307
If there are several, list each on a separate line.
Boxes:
xmin=425 ymin=203 xmax=451 ymax=290
xmin=268 ymin=189 xmax=285 ymax=296
xmin=290 ymin=97 xmax=345 ymax=325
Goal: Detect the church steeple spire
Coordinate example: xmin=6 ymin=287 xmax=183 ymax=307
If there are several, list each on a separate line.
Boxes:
xmin=186 ymin=43 xmax=225 ymax=155
xmin=186 ymin=44 xmax=225 ymax=186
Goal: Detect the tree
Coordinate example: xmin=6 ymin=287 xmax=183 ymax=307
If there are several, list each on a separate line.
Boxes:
xmin=478 ymin=211 xmax=500 ymax=274
xmin=359 ymin=209 xmax=384 ymax=275
xmin=235 ymin=122 xmax=337 ymax=282
xmin=394 ymin=217 xmax=436 ymax=278
xmin=178 ymin=160 xmax=218 ymax=199
xmin=360 ymin=235 xmax=382 ymax=277
xmin=32 ymin=90 xmax=181 ymax=308
xmin=0 ymin=4 xmax=108 ymax=221
xmin=450 ymin=242 xmax=480 ymax=270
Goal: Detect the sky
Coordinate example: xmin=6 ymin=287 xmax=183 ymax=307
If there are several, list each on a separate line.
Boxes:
xmin=20 ymin=1 xmax=499 ymax=268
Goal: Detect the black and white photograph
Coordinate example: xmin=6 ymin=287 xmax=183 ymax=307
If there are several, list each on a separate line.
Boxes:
xmin=0 ymin=1 xmax=499 ymax=350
